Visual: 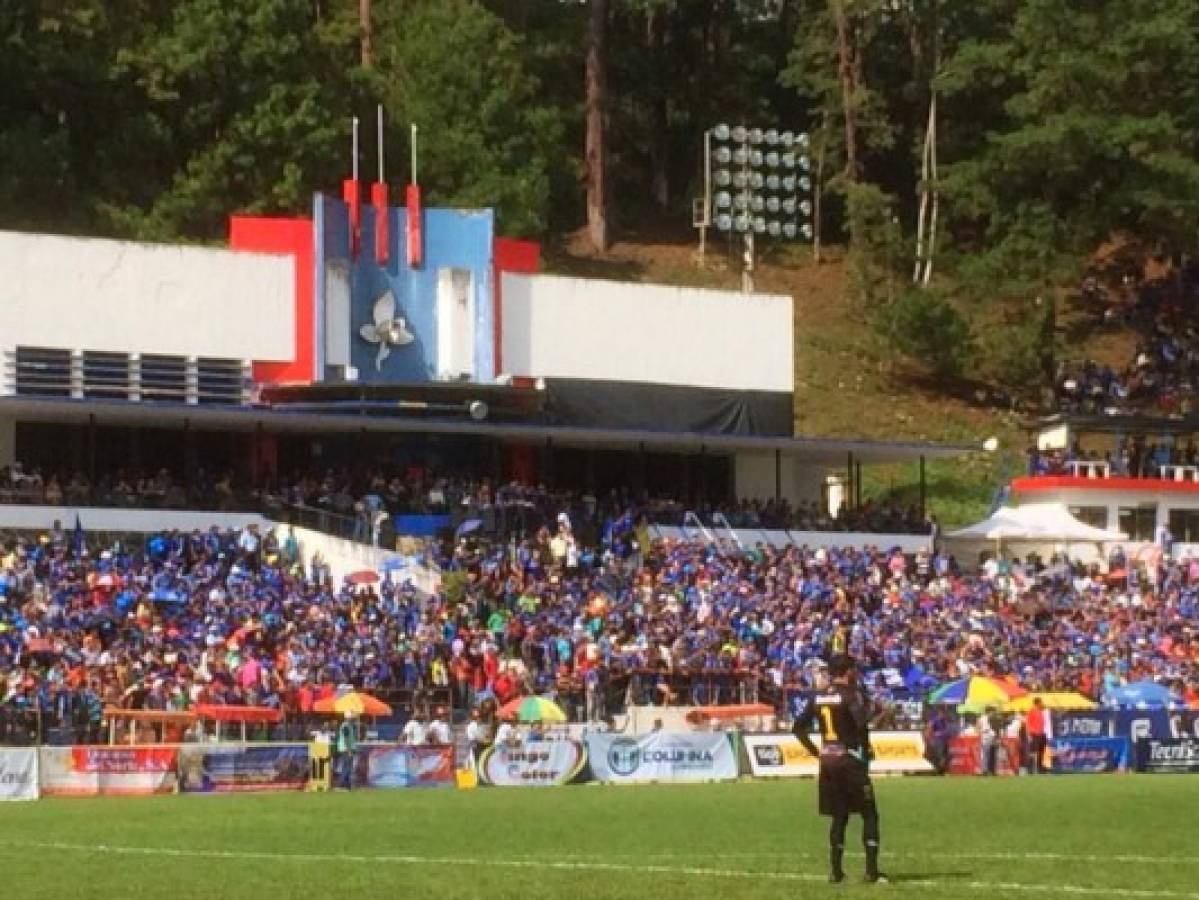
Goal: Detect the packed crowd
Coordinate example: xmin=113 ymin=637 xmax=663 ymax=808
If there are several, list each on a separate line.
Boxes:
xmin=0 ymin=460 xmax=932 ymax=538
xmin=1055 ymin=265 xmax=1199 ymax=417
xmin=1027 ymin=434 xmax=1199 ymax=479
xmin=3 ymin=508 xmax=1198 ymax=745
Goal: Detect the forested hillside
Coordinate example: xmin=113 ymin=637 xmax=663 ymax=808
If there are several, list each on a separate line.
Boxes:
xmin=4 ymin=0 xmax=1198 ymax=413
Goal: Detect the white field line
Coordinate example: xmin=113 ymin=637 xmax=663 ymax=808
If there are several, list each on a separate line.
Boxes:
xmin=0 ymin=840 xmax=1195 ymax=899
xmin=533 ymin=849 xmax=1199 ymax=867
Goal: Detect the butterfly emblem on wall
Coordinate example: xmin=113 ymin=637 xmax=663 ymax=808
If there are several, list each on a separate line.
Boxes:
xmin=359 ymin=290 xmax=414 ymax=370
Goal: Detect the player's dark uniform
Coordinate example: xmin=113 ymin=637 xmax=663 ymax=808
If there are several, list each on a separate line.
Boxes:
xmin=794 ymin=681 xmax=883 ymax=882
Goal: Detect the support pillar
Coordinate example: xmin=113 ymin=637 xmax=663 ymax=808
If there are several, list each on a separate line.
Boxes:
xmin=87 ymin=415 xmax=97 ymax=486
xmin=635 ymin=443 xmax=647 ymax=501
xmin=0 ymin=417 xmax=14 ymax=468
xmin=846 ymin=452 xmax=854 ymax=514
xmin=183 ymin=420 xmax=196 ymax=491
xmin=919 ymin=455 xmax=927 ymax=521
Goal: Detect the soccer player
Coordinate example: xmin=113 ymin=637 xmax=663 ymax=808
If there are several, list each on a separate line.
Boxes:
xmin=793 ymin=654 xmax=886 ymax=884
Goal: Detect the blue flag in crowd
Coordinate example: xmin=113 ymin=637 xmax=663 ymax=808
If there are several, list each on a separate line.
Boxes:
xmin=72 ymin=514 xmax=85 ymax=556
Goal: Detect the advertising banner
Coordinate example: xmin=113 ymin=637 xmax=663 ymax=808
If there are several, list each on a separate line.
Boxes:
xmin=0 ymin=748 xmax=39 ymax=801
xmin=946 ymin=736 xmax=1021 ymax=776
xmin=587 ymin=732 xmax=738 ymax=784
xmin=1048 ymin=737 xmax=1131 ymax=773
xmin=478 ymin=740 xmax=587 ymax=787
xmin=1052 ymin=711 xmax=1114 ymax=739
xmin=352 ymin=745 xmax=455 ymax=789
xmin=1057 ymin=710 xmax=1199 ymax=742
xmin=1135 ymin=738 xmax=1199 ymax=774
xmin=309 ymin=741 xmax=332 ymax=791
xmin=178 ymin=745 xmax=309 ymax=793
xmin=1114 ymin=710 xmax=1175 ymax=743
xmin=40 ymin=746 xmax=178 ymax=797
xmin=743 ymin=732 xmax=933 ymax=778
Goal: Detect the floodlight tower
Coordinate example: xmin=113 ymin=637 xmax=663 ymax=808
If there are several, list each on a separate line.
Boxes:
xmin=696 ymin=124 xmax=813 ymax=293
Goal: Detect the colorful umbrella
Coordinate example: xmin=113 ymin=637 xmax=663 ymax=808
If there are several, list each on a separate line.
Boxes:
xmin=1107 ymin=680 xmax=1182 ymax=709
xmin=1005 ymin=692 xmax=1097 ymax=712
xmin=928 ymin=676 xmax=1026 ymax=708
xmin=347 ymin=570 xmax=381 ymax=586
xmin=498 ymin=695 xmax=567 ymax=723
xmin=313 ymin=690 xmax=392 ymax=717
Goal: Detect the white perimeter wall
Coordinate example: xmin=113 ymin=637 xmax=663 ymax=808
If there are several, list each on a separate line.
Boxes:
xmin=0 ymin=505 xmax=271 ymax=534
xmin=0 ymin=230 xmax=294 ymax=361
xmin=501 ymin=273 xmax=793 ymax=392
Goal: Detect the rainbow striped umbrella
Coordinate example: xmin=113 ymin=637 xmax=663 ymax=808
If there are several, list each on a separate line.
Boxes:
xmin=498 ymin=695 xmax=568 ymax=723
xmin=928 ymin=676 xmax=1026 ymax=708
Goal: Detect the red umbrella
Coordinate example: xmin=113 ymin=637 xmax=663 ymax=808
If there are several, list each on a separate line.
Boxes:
xmin=347 ymin=570 xmax=380 ymax=586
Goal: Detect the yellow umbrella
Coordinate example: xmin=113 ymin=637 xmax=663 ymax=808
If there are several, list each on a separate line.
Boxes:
xmin=313 ymin=690 xmax=393 ymax=717
xmin=1005 ymin=692 xmax=1096 ymax=713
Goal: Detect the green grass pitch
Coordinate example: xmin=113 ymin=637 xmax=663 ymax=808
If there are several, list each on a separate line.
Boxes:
xmin=1 ymin=776 xmax=1196 ymax=899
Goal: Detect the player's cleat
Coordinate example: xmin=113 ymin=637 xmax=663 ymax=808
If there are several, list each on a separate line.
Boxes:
xmin=828 ymin=872 xmax=846 ymax=884
xmin=864 ymin=871 xmax=889 ymax=884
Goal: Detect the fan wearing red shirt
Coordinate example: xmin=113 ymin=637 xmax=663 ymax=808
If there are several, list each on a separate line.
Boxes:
xmin=1026 ymin=698 xmax=1049 ymax=774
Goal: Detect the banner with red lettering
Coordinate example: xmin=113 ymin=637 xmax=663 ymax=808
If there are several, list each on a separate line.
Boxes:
xmin=40 ymin=746 xmax=178 ymax=797
xmin=946 ymin=736 xmax=1021 ymax=776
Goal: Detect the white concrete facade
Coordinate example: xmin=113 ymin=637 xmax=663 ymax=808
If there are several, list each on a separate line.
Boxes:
xmin=1013 ymin=483 xmax=1199 ymax=535
xmin=500 ymin=273 xmax=793 ymax=392
xmin=0 ymin=230 xmax=294 ymax=362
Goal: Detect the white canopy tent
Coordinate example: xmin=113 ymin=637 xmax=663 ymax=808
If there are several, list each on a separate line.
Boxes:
xmin=946 ymin=503 xmax=1126 ymax=543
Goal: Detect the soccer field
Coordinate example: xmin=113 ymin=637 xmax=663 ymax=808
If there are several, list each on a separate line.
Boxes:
xmin=1 ymin=777 xmax=1196 ymax=899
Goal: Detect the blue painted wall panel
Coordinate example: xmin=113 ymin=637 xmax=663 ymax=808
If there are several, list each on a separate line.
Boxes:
xmin=315 ymin=194 xmax=495 ymax=384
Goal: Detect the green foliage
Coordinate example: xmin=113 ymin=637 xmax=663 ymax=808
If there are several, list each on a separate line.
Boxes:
xmin=940 ymin=0 xmax=1199 ymax=295
xmin=842 ymin=180 xmax=902 ymax=308
xmin=373 ymin=0 xmax=564 ymax=238
xmin=108 ymin=0 xmax=356 ymax=240
xmin=879 ymin=287 xmax=973 ymax=378
xmin=975 ymin=298 xmax=1056 ymax=395
xmin=1 ymin=0 xmax=1196 ymax=415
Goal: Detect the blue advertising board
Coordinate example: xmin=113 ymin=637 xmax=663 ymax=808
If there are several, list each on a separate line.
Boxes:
xmin=1051 ymin=711 xmax=1114 ymax=739
xmin=178 ymin=745 xmax=309 ymax=793
xmin=1049 ymin=737 xmax=1131 ymax=773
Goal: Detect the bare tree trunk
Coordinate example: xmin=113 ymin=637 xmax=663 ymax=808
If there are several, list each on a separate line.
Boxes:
xmin=922 ymin=91 xmax=939 ymax=285
xmin=585 ymin=0 xmax=610 ymax=252
xmin=913 ymin=98 xmax=933 ymax=283
xmin=921 ymin=0 xmax=942 ymax=286
xmin=358 ymin=0 xmax=372 ymax=67
xmin=832 ymin=0 xmax=860 ymax=182
xmin=649 ymin=7 xmax=669 ymax=211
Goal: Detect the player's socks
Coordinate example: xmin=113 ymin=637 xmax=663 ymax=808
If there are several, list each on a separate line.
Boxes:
xmin=829 ymin=844 xmax=845 ymax=883
xmin=864 ymin=841 xmax=883 ymax=882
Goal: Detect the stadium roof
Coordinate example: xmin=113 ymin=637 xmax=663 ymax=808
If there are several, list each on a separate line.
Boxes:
xmin=1029 ymin=412 xmax=1199 ymax=436
xmin=0 ymin=396 xmax=974 ymax=465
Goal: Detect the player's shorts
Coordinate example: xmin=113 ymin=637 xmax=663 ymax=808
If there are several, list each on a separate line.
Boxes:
xmin=817 ymin=748 xmax=874 ymax=817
